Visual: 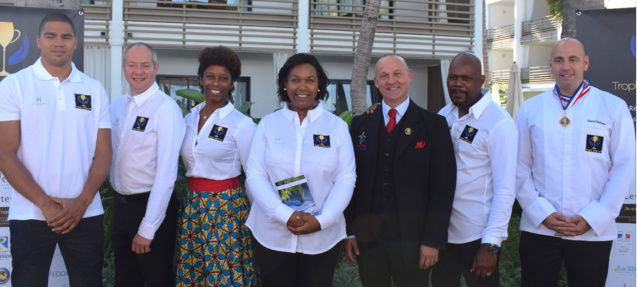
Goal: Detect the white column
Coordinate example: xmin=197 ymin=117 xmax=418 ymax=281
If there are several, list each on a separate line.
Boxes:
xmin=296 ymin=0 xmax=310 ymax=53
xmin=513 ymin=0 xmax=525 ymax=65
xmin=474 ymin=0 xmax=483 ymax=61
xmin=109 ymin=0 xmax=125 ymax=102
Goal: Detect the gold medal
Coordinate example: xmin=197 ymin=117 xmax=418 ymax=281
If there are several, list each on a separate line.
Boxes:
xmin=559 ymin=115 xmax=570 ymax=127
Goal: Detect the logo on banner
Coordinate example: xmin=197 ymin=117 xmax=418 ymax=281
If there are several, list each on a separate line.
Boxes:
xmin=0 ymin=21 xmax=29 ymax=77
xmin=614 ymin=265 xmax=636 ymax=275
xmin=0 ymin=267 xmax=9 ymax=284
xmin=0 ymin=237 xmax=8 ymax=251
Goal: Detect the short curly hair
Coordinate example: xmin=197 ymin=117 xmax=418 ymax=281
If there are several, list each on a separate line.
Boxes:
xmin=276 ymin=53 xmax=329 ymax=103
xmin=197 ymin=46 xmax=241 ymax=97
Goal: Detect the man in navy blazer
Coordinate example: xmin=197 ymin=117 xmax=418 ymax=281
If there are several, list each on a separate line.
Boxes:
xmin=345 ymin=54 xmax=456 ymax=286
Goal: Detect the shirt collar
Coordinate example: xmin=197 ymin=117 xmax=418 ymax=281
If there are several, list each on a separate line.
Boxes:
xmin=128 ymin=82 xmax=159 ymax=106
xmin=382 ymin=96 xmax=410 ymax=120
xmin=191 ymin=100 xmax=234 ymax=120
xmin=468 ymin=89 xmax=492 ymax=120
xmin=33 ymin=58 xmax=81 ymax=83
xmin=448 ymin=89 xmax=491 ymax=120
xmin=282 ymin=102 xmax=324 ymax=123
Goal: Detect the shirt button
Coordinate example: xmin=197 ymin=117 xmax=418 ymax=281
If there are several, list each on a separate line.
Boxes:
xmin=385 ymin=153 xmax=390 ymax=157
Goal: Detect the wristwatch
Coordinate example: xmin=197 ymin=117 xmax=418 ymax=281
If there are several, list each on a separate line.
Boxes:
xmin=482 ymin=243 xmax=500 ymax=254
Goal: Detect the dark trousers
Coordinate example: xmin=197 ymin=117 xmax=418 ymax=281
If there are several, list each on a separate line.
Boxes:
xmin=112 ymin=192 xmax=178 ymax=287
xmin=10 ymin=215 xmax=104 ymax=287
xmin=431 ymin=239 xmax=500 ymax=287
xmin=357 ymin=240 xmax=429 ymax=287
xmin=519 ymin=231 xmax=612 ymax=287
xmin=253 ymin=238 xmax=341 ymax=287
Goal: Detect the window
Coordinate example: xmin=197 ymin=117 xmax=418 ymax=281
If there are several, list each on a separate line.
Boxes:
xmin=157 ymin=75 xmax=251 ymax=116
xmin=313 ymin=0 xmax=393 ymax=20
xmin=321 ymin=80 xmax=381 ymax=115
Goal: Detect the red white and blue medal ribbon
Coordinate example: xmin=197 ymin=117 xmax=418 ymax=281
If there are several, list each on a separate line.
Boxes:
xmin=553 ymin=80 xmax=590 ymax=127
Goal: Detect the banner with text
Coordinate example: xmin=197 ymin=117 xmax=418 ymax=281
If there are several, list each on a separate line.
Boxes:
xmin=577 ymin=8 xmax=636 ymax=287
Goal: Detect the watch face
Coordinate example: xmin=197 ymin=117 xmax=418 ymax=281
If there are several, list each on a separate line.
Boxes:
xmin=484 ymin=243 xmax=499 ymax=254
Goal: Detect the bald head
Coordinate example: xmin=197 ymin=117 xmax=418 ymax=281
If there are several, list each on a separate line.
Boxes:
xmin=450 ymin=52 xmax=482 ymax=74
xmin=551 ymin=38 xmax=586 ymax=60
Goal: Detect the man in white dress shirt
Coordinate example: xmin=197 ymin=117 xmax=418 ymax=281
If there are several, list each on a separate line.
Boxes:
xmin=515 ymin=38 xmax=635 ymax=287
xmin=0 ymin=13 xmax=111 ymax=286
xmin=431 ymin=52 xmax=517 ymax=287
xmin=109 ymin=42 xmax=185 ymax=286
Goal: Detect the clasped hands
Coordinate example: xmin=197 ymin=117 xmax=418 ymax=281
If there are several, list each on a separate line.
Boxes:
xmin=543 ymin=212 xmax=591 ymax=237
xmin=287 ymin=211 xmax=321 ymax=235
xmin=42 ymin=196 xmax=89 ymax=235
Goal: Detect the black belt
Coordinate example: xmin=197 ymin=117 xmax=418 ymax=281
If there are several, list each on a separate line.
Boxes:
xmin=114 ymin=191 xmax=150 ymax=203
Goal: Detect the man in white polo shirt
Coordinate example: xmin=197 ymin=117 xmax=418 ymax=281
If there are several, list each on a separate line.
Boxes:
xmin=0 ymin=13 xmax=112 ymax=286
xmin=431 ymin=52 xmax=517 ymax=287
xmin=109 ymin=42 xmax=185 ymax=287
xmin=516 ymin=37 xmax=635 ymax=286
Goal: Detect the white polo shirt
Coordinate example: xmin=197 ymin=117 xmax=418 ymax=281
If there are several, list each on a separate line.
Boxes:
xmin=516 ymin=85 xmax=635 ymax=241
xmin=439 ymin=91 xmax=517 ymax=246
xmin=246 ymin=104 xmax=356 ymax=254
xmin=0 ymin=58 xmax=111 ymax=221
xmin=110 ymin=82 xmax=186 ymax=240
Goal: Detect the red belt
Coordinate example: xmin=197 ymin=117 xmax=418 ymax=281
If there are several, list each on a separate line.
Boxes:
xmin=188 ymin=177 xmax=239 ymax=192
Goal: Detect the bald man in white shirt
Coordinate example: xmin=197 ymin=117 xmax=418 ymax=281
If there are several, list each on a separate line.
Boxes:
xmin=109 ymin=43 xmax=185 ymax=287
xmin=431 ymin=52 xmax=517 ymax=287
xmin=515 ymin=38 xmax=635 ymax=287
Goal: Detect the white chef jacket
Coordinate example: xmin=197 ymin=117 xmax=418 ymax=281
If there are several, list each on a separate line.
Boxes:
xmin=245 ymin=104 xmax=356 ymax=254
xmin=515 ymin=85 xmax=635 ymax=241
xmin=181 ymin=101 xmax=256 ymax=184
xmin=439 ymin=91 xmax=517 ymax=246
xmin=110 ymin=82 xmax=186 ymax=239
xmin=0 ymin=58 xmax=110 ymax=220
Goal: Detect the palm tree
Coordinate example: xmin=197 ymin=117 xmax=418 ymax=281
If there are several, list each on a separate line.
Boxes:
xmin=482 ymin=0 xmax=489 ymax=86
xmin=546 ymin=0 xmax=603 ymax=38
xmin=350 ymin=0 xmax=381 ymax=116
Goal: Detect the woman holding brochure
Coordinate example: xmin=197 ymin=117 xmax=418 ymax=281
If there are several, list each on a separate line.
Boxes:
xmin=245 ymin=53 xmax=356 ymax=287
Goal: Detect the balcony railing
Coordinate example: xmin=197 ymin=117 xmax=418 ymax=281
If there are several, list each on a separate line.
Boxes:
xmin=521 ymin=66 xmax=553 ymax=84
xmin=521 ymin=16 xmax=559 ymax=44
xmin=309 ymin=0 xmax=475 ymax=58
xmin=486 ymin=24 xmax=513 ymax=50
xmin=490 ymin=69 xmax=509 ymax=84
xmin=491 ymin=65 xmax=553 ymax=84
xmin=123 ymin=0 xmax=297 ymax=51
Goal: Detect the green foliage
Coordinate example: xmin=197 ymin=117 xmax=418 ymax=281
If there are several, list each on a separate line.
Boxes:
xmin=546 ymin=0 xmax=563 ymax=20
xmin=339 ymin=110 xmax=353 ymax=126
xmin=176 ymin=88 xmax=205 ymax=104
xmin=99 ymin=177 xmax=116 ymax=287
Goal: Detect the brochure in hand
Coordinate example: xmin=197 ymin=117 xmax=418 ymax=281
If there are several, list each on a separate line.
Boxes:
xmin=275 ymin=175 xmax=319 ymax=215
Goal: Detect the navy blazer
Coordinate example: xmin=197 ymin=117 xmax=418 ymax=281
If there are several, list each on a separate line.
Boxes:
xmin=345 ymin=100 xmax=456 ymax=268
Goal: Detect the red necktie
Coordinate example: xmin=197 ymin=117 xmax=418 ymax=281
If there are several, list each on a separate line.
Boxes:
xmin=387 ymin=108 xmax=396 ymax=133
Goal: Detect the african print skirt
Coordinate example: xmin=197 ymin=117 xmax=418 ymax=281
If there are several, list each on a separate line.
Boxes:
xmin=175 ymin=177 xmax=259 ymax=287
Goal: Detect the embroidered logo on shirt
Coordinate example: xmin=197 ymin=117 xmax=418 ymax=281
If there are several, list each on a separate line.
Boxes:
xmin=209 ymin=125 xmax=228 ymax=142
xmin=132 ymin=116 xmax=149 ymax=132
xmin=32 ymin=94 xmax=47 ymax=106
xmin=585 ymin=134 xmax=604 ymax=153
xmin=314 ymin=134 xmax=330 ymax=148
xmin=355 ymin=132 xmax=367 ymax=151
xmin=460 ymin=125 xmax=478 ymax=144
xmin=74 ymin=94 xmax=91 ymax=111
